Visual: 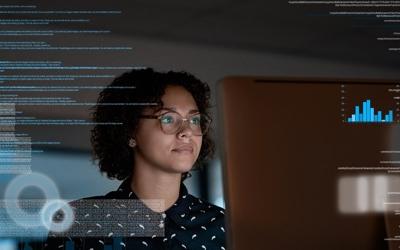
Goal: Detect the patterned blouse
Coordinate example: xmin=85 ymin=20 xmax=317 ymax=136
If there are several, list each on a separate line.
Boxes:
xmin=33 ymin=178 xmax=226 ymax=250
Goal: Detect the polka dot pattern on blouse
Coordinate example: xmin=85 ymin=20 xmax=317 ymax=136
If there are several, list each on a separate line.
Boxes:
xmin=37 ymin=178 xmax=226 ymax=250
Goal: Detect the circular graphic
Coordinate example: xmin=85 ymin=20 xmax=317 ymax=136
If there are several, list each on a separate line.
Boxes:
xmin=41 ymin=199 xmax=74 ymax=233
xmin=4 ymin=172 xmax=60 ymax=228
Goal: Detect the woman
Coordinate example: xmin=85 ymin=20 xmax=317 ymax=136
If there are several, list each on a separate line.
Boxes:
xmin=41 ymin=68 xmax=226 ymax=250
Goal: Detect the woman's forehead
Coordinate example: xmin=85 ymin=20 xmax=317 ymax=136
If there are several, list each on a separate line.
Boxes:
xmin=161 ymin=86 xmax=198 ymax=110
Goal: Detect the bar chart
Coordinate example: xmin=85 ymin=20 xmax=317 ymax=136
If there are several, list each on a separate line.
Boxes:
xmin=347 ymin=99 xmax=394 ymax=123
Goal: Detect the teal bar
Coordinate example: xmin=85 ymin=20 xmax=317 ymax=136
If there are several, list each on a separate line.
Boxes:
xmin=371 ymin=107 xmax=375 ymax=122
xmin=363 ymin=101 xmax=367 ymax=122
xmin=355 ymin=106 xmax=360 ymax=121
xmin=366 ymin=100 xmax=371 ymax=122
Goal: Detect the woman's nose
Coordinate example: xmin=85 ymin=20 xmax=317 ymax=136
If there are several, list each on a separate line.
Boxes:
xmin=177 ymin=120 xmax=193 ymax=138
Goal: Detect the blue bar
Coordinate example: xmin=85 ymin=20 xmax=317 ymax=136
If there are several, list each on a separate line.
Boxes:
xmin=385 ymin=114 xmax=388 ymax=122
xmin=371 ymin=107 xmax=375 ymax=122
xmin=351 ymin=114 xmax=355 ymax=122
xmin=363 ymin=101 xmax=367 ymax=122
xmin=378 ymin=111 xmax=382 ymax=122
xmin=366 ymin=100 xmax=371 ymax=122
xmin=355 ymin=106 xmax=360 ymax=121
xmin=389 ymin=110 xmax=394 ymax=122
xmin=375 ymin=115 xmax=378 ymax=122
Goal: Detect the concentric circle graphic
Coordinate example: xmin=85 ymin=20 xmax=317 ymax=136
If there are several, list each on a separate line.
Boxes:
xmin=40 ymin=199 xmax=74 ymax=233
xmin=4 ymin=172 xmax=60 ymax=228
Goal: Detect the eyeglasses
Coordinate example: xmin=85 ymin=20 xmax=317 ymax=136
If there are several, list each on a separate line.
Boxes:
xmin=140 ymin=111 xmax=211 ymax=136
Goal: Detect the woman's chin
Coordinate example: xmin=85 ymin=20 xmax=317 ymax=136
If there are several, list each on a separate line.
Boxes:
xmin=168 ymin=161 xmax=194 ymax=174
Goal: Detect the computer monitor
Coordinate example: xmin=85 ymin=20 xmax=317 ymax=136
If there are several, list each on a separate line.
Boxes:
xmin=217 ymin=76 xmax=400 ymax=250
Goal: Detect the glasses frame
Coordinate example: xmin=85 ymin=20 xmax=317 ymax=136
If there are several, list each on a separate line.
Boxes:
xmin=139 ymin=110 xmax=212 ymax=136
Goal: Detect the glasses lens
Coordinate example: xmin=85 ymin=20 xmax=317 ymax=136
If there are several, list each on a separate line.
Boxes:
xmin=159 ymin=112 xmax=211 ymax=135
xmin=189 ymin=114 xmax=202 ymax=135
xmin=159 ymin=112 xmax=180 ymax=134
xmin=189 ymin=114 xmax=210 ymax=135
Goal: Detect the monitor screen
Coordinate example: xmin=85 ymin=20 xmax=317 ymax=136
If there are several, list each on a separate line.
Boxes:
xmin=217 ymin=77 xmax=400 ymax=250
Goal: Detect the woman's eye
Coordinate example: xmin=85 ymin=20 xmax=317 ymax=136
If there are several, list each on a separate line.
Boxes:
xmin=160 ymin=115 xmax=175 ymax=124
xmin=190 ymin=116 xmax=201 ymax=125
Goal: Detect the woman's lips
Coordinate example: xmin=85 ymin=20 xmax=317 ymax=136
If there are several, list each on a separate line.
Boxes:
xmin=172 ymin=144 xmax=194 ymax=153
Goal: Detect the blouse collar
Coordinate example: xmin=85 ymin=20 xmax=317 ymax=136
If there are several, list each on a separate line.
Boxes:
xmin=116 ymin=178 xmax=191 ymax=217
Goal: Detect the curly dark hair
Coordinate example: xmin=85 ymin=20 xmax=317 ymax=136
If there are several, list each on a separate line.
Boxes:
xmin=91 ymin=68 xmax=215 ymax=181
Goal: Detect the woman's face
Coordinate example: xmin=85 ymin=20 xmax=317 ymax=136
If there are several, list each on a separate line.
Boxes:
xmin=133 ymin=85 xmax=203 ymax=174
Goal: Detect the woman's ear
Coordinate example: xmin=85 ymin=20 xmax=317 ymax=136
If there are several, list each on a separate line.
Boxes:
xmin=129 ymin=127 xmax=138 ymax=148
xmin=128 ymin=138 xmax=136 ymax=148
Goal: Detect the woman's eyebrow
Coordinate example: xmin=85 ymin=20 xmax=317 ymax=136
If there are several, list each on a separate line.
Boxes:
xmin=157 ymin=107 xmax=200 ymax=114
xmin=159 ymin=107 xmax=175 ymax=112
xmin=188 ymin=109 xmax=200 ymax=114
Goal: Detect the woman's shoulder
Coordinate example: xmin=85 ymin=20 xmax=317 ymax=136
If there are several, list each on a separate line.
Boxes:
xmin=187 ymin=194 xmax=225 ymax=213
xmin=175 ymin=193 xmax=226 ymax=227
